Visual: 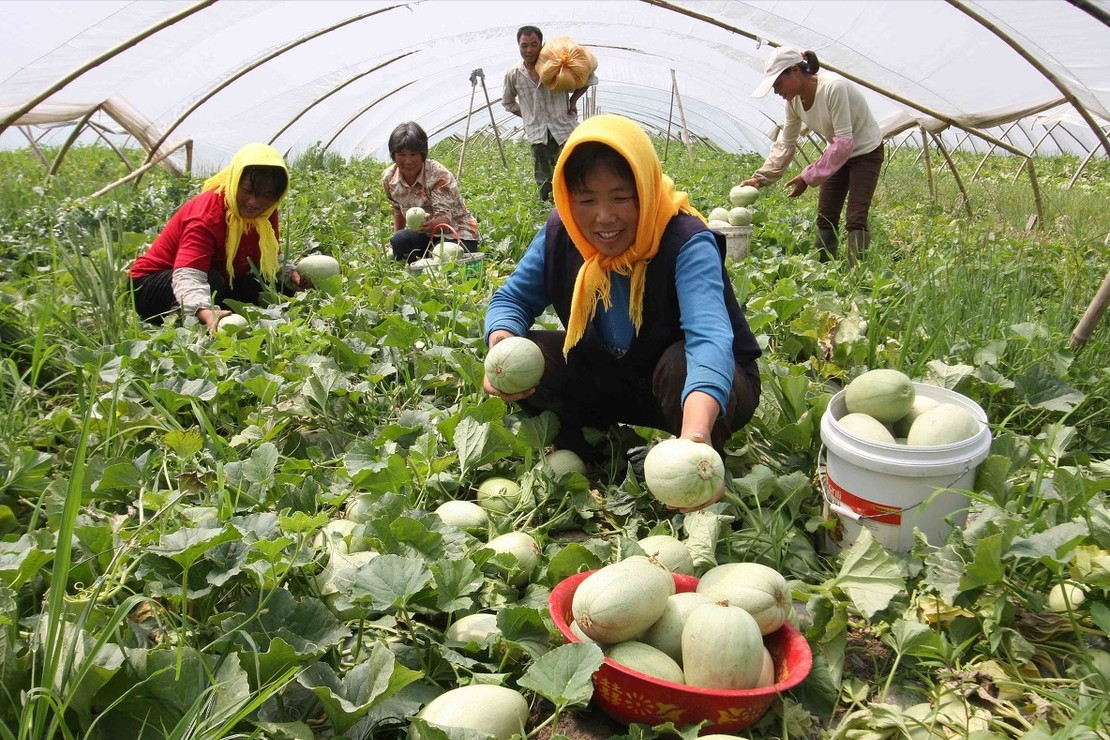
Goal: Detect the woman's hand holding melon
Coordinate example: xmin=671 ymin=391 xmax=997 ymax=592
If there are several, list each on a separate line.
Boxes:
xmin=666 ymin=391 xmax=726 ymax=512
xmin=197 ymin=307 xmax=232 ymax=334
xmin=483 ymin=331 xmax=539 ymax=402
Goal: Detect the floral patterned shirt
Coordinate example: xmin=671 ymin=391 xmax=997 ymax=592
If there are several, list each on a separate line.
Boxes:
xmin=380 ymin=158 xmax=479 ymax=241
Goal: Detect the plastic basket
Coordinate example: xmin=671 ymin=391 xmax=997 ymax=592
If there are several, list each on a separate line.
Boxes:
xmin=548 ymin=570 xmax=812 ymax=734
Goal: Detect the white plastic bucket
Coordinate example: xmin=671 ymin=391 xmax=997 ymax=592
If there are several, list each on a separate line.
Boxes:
xmin=716 ymin=225 xmax=752 ymax=261
xmin=819 ymin=382 xmax=992 ymax=551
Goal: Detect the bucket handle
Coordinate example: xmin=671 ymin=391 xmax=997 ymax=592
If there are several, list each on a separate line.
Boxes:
xmin=816 ymin=444 xmax=973 ymax=522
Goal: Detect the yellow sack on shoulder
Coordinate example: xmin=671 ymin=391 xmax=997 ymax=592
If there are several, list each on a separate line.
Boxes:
xmin=537 ymin=36 xmax=597 ymax=92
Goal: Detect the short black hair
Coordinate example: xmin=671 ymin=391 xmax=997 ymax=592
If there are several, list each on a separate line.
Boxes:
xmin=517 ymin=26 xmax=542 ymax=43
xmin=562 ymin=142 xmax=636 ymax=195
xmin=241 ymin=165 xmax=287 ymax=198
xmin=388 ymin=121 xmax=429 ymax=159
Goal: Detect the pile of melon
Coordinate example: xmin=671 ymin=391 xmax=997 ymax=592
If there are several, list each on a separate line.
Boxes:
xmin=837 ymin=369 xmax=982 ymax=446
xmin=568 ymin=549 xmax=790 ymax=691
xmin=705 ymin=184 xmax=760 ymax=230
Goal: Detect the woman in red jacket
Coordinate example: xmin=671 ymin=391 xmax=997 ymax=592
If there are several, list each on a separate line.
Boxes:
xmin=129 ymin=143 xmax=308 ymax=332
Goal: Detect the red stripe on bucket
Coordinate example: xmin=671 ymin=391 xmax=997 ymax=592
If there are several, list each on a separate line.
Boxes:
xmin=827 ymin=477 xmax=902 ymax=525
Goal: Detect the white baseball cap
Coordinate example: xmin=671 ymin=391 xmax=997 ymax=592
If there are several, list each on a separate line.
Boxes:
xmin=751 ymin=47 xmax=804 ymax=98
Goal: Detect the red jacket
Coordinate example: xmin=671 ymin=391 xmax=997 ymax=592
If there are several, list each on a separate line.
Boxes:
xmin=129 ymin=189 xmax=280 ymax=279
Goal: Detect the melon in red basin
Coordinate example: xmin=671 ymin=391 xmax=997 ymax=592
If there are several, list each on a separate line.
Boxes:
xmin=548 ymin=570 xmax=813 ymax=734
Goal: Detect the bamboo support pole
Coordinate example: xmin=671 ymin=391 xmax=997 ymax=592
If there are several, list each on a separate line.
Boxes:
xmin=928 ymin=131 xmax=973 ymax=217
xmin=663 ymin=71 xmax=676 ymax=163
xmin=46 ymin=107 xmax=98 ymax=185
xmin=1067 ymin=142 xmax=1101 ymax=188
xmin=947 ymin=0 xmax=1110 ymax=159
xmin=19 ymin=127 xmax=49 ymax=167
xmin=457 ymin=72 xmax=480 ymax=182
xmin=323 ymin=81 xmax=416 ymax=152
xmin=1070 ymin=266 xmax=1110 ymax=349
xmin=971 ymin=121 xmax=1020 ymax=181
xmin=144 ymin=5 xmax=405 ymax=168
xmin=921 ymin=127 xmax=936 ymax=202
xmin=86 ymin=120 xmax=137 ymax=170
xmin=478 ymin=72 xmax=508 ymax=169
xmin=670 ymin=69 xmax=694 ymax=163
xmin=641 ymin=0 xmax=1045 ymax=225
xmin=83 ymin=139 xmax=192 ymax=200
xmin=0 ymin=1 xmax=215 ymax=136
xmin=268 ymin=52 xmax=416 ymax=147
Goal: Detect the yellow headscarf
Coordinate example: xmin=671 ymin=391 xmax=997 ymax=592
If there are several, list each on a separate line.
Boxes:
xmin=553 ymin=115 xmax=705 ymax=357
xmin=201 ymin=142 xmax=288 ymax=284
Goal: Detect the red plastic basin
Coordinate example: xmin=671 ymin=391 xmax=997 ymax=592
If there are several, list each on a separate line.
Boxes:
xmin=548 ymin=569 xmax=813 ymax=734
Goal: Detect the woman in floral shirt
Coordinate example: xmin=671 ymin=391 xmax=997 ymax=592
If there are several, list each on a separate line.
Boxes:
xmin=381 ymin=122 xmax=480 ymax=262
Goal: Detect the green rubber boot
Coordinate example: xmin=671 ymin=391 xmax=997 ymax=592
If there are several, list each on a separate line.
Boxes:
xmin=846 ymin=230 xmax=871 ymax=267
xmin=815 ymin=228 xmax=838 ymax=262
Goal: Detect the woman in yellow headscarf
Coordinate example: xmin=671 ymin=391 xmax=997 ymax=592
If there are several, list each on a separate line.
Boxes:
xmin=129 ymin=143 xmax=309 ymax=332
xmin=483 ymin=115 xmax=761 ymax=495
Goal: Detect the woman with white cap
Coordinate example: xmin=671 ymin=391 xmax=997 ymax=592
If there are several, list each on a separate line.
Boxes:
xmin=741 ymin=47 xmax=883 ymax=264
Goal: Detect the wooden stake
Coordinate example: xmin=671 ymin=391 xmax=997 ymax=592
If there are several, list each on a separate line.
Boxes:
xmin=1070 ymin=266 xmax=1110 ymax=349
xmin=670 ymin=69 xmax=694 ymax=163
xmin=457 ymin=73 xmax=480 ymax=182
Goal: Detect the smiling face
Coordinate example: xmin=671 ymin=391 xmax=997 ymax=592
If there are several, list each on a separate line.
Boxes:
xmin=392 ymin=148 xmax=425 ymax=185
xmin=235 ymin=168 xmax=284 ymax=219
xmin=568 ymin=165 xmax=640 ymax=258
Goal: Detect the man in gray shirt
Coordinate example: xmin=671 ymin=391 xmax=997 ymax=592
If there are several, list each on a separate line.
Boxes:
xmin=503 ymin=26 xmax=597 ymax=201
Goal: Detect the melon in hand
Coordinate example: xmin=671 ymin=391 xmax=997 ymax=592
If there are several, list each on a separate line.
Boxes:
xmin=484 ymin=336 xmax=544 ymax=395
xmin=643 ymin=438 xmax=725 ymax=509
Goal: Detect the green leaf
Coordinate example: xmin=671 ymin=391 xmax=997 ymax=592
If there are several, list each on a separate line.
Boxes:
xmin=164 ymin=428 xmax=204 ymax=458
xmin=433 ymin=557 xmax=484 ymax=613
xmin=351 ymin=554 xmax=434 ymax=614
xmin=959 ymin=533 xmax=1004 ymax=591
xmin=1008 ymin=521 xmax=1088 ymax=561
xmin=497 ymin=606 xmax=552 ymax=660
xmin=90 ymin=459 xmax=141 ymax=492
xmin=883 ymin=619 xmax=940 ymax=657
xmin=0 ymin=533 xmax=55 ymax=590
xmin=149 ymin=526 xmax=237 ymax=569
xmin=923 ymin=359 xmax=975 ymax=388
xmin=454 ymin=416 xmax=490 ymax=475
xmin=517 ymin=411 xmax=560 ymax=450
xmin=545 ymin=543 xmax=603 ymax=587
xmin=1015 ymin=364 xmax=1085 ymax=412
xmin=242 ymin=442 xmax=280 ymax=484
xmin=517 ymin=641 xmax=603 ymax=710
xmin=298 ymin=644 xmax=423 ymax=734
xmin=832 ymin=529 xmax=904 ymax=621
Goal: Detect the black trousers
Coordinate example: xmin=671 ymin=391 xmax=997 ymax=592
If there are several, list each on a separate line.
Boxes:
xmin=518 ymin=330 xmax=760 ymax=460
xmin=130 ymin=269 xmax=263 ymax=324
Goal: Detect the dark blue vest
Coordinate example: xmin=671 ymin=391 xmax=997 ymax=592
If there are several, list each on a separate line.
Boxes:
xmin=542 ymin=210 xmax=761 ymax=371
